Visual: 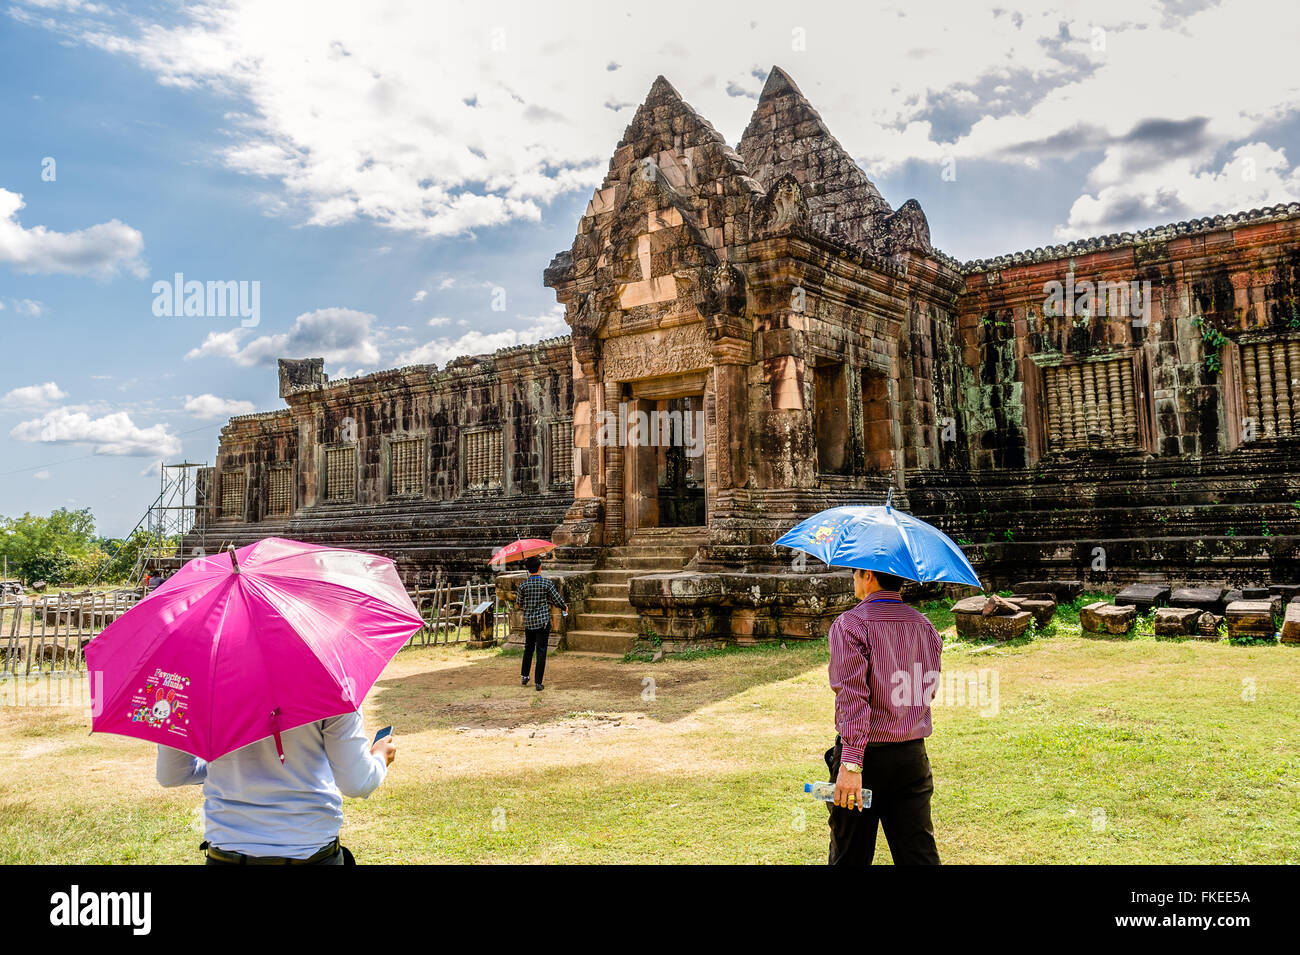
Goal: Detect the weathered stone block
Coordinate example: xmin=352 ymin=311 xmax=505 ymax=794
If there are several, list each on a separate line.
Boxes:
xmin=1224 ymin=600 xmax=1276 ymax=640
xmin=1169 ymin=587 xmax=1226 ymax=612
xmin=1282 ymin=603 xmax=1300 ymax=643
xmin=1080 ymin=601 xmax=1136 ymax=635
xmin=1013 ymin=580 xmax=1082 ymax=601
xmin=954 ymin=609 xmax=1032 ymax=641
xmin=1225 ymin=587 xmax=1271 ymax=604
xmin=951 ymin=596 xmax=991 ymax=614
xmin=1115 ymin=583 xmax=1170 ymax=613
xmin=1197 ymin=612 xmax=1222 ymax=639
xmin=1153 ymin=606 xmax=1203 ymax=637
xmin=1268 ymin=584 xmax=1300 ymax=603
xmin=982 ymin=593 xmax=1021 ymax=615
xmin=1006 ymin=596 xmax=1056 ymax=626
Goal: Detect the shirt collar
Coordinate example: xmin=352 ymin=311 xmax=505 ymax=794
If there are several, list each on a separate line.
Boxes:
xmin=866 ymin=590 xmax=903 ymax=603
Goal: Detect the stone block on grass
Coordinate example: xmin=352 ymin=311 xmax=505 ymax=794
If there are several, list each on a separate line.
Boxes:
xmin=1080 ymin=601 xmax=1137 ymax=635
xmin=981 ymin=593 xmax=1021 ymax=616
xmin=951 ymin=596 xmax=992 ymax=615
xmin=1268 ymin=583 xmax=1300 ymax=603
xmin=1153 ymin=606 xmax=1203 ymax=637
xmin=1007 ymin=595 xmax=1057 ymax=627
xmin=1169 ymin=587 xmax=1226 ymax=613
xmin=1224 ymin=600 xmax=1276 ymax=641
xmin=1115 ymin=583 xmax=1170 ymax=613
xmin=954 ymin=609 xmax=1032 ymax=641
xmin=1281 ymin=603 xmax=1300 ymax=644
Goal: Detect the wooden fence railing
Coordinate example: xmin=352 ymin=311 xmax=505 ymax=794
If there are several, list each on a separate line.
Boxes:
xmin=1 ymin=591 xmax=140 ymax=676
xmin=0 ymin=574 xmax=505 ymax=678
xmin=405 ymin=573 xmax=506 ymax=648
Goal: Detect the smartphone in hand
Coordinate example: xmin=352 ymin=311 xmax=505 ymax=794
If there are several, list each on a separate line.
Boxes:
xmin=373 ymin=725 xmax=393 ymax=745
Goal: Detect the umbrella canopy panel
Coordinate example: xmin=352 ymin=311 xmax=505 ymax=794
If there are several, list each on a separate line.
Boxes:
xmin=86 ymin=538 xmax=423 ymax=761
xmin=775 ymin=505 xmax=981 ymax=587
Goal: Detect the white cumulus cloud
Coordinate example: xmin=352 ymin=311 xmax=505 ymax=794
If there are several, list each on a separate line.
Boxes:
xmin=10 ymin=407 xmax=181 ymax=457
xmin=2 ymin=381 xmax=67 ymax=408
xmin=12 ymin=0 xmax=1300 ymax=253
xmin=394 ymin=305 xmax=567 ymax=367
xmin=10 ymin=298 xmax=45 ymax=317
xmin=185 ymin=306 xmax=381 ymax=368
xmin=0 ymin=188 xmax=146 ymax=278
xmin=183 ymin=393 xmax=257 ymax=419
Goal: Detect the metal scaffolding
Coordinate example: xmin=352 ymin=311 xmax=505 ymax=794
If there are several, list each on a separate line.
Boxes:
xmin=101 ymin=461 xmax=208 ymax=586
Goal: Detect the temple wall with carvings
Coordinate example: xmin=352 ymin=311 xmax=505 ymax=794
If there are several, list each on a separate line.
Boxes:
xmin=189 ymin=64 xmax=1300 ymax=619
xmin=907 ymin=208 xmax=1300 ymax=587
xmin=191 ymin=341 xmax=575 ymax=585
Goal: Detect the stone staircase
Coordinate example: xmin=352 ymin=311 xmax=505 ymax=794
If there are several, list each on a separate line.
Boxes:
xmin=564 ymin=537 xmax=701 ymax=654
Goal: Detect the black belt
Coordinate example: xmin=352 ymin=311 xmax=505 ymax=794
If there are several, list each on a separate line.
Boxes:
xmin=837 ymin=735 xmax=923 ymax=750
xmin=201 ymin=837 xmax=340 ymax=865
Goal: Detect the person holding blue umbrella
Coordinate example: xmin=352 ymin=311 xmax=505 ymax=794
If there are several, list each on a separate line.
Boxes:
xmin=776 ymin=491 xmax=981 ymax=866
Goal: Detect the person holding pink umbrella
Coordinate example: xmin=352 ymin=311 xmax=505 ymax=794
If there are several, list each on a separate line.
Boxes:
xmin=156 ymin=708 xmax=395 ymax=864
xmin=86 ymin=538 xmax=424 ymax=864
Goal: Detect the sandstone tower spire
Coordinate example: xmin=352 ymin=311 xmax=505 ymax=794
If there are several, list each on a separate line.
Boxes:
xmin=738 ymin=65 xmax=930 ymax=256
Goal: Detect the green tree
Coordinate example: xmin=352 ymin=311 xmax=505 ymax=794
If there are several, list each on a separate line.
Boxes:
xmin=97 ymin=529 xmax=159 ymax=582
xmin=0 ymin=507 xmax=99 ymax=584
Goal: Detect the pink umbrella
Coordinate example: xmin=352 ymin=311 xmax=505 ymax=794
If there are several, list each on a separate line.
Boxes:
xmin=86 ymin=538 xmax=423 ymax=762
xmin=489 ymin=538 xmax=555 ymax=567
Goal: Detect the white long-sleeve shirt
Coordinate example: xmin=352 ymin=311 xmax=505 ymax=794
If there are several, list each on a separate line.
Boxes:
xmin=156 ymin=710 xmax=386 ymax=859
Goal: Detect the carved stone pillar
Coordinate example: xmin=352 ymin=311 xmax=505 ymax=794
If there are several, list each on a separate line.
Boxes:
xmin=1242 ymin=343 xmax=1261 ymax=432
xmin=1069 ymin=365 xmax=1086 ymax=449
xmin=1272 ymin=343 xmax=1292 ymax=436
xmin=710 ymin=357 xmax=750 ymax=495
xmin=1118 ymin=359 xmax=1137 ymax=445
xmin=1258 ymin=344 xmax=1277 ymax=437
xmin=603 ymin=379 xmax=625 ymax=545
xmin=1288 ymin=340 xmax=1300 ymax=433
xmin=1081 ymin=362 xmax=1098 ymax=441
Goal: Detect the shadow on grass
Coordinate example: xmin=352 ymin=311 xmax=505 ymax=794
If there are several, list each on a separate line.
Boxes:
xmin=370 ymin=641 xmax=830 ymax=734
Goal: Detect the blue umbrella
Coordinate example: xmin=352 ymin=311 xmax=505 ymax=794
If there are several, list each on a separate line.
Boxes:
xmin=774 ymin=491 xmax=981 ymax=586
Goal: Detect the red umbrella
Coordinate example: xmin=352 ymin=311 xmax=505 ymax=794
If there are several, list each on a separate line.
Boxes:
xmin=490 ymin=539 xmax=555 ymax=568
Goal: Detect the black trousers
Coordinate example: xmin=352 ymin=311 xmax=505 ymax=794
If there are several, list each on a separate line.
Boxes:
xmin=825 ymin=736 xmax=940 ymax=866
xmin=521 ymin=624 xmax=550 ymax=684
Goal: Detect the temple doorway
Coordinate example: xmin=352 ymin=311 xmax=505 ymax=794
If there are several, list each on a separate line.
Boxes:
xmin=655 ymin=395 xmax=706 ymax=527
xmin=624 ymin=383 xmax=707 ymax=531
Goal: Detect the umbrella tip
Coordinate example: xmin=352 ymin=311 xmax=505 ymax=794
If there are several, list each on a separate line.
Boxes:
xmin=227 ymin=543 xmax=240 ymax=575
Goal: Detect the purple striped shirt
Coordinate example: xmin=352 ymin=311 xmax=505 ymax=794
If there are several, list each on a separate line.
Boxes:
xmin=828 ymin=591 xmax=943 ymax=765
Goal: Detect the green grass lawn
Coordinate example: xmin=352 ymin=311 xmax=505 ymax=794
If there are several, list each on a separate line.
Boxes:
xmin=1 ymin=596 xmax=1296 ymax=864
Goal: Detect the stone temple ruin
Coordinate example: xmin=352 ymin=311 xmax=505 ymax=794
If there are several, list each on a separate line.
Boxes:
xmin=189 ymin=67 xmax=1300 ymax=652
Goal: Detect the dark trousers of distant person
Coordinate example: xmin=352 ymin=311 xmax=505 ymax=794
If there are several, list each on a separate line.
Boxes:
xmin=521 ymin=624 xmax=550 ymax=685
xmin=825 ymin=735 xmax=940 ymax=865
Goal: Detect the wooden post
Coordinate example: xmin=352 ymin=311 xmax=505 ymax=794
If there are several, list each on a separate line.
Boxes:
xmin=455 ymin=583 xmax=467 ymax=642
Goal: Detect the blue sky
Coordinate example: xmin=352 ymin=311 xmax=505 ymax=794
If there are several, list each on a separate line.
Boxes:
xmin=2 ymin=1 xmax=1298 ymax=536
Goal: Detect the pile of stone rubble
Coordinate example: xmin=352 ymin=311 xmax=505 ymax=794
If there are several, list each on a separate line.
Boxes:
xmin=949 ymin=580 xmax=1300 ymax=643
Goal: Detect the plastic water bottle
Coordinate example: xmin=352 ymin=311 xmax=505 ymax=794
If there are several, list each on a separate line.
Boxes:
xmin=804 ymin=782 xmax=872 ymax=807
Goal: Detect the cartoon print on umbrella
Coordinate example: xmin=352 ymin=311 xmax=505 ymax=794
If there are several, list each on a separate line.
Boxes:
xmin=129 ymin=669 xmax=192 ymax=731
